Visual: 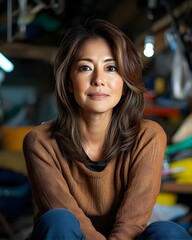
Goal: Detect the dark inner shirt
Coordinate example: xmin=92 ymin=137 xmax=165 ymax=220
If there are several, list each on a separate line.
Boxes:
xmin=85 ymin=156 xmax=107 ymax=172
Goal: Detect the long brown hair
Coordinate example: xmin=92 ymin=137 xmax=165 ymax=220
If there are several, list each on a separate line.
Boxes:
xmin=51 ymin=18 xmax=146 ymax=163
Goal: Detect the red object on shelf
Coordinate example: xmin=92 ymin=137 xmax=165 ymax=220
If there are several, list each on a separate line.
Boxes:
xmin=144 ymin=105 xmax=181 ymax=117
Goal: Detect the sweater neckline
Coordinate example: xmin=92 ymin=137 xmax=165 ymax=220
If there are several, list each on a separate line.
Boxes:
xmin=75 ymin=158 xmax=114 ymax=178
xmin=85 ymin=155 xmax=107 ymax=172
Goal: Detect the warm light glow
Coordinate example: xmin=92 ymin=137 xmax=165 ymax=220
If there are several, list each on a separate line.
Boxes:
xmin=144 ymin=43 xmax=154 ymax=57
xmin=143 ymin=35 xmax=155 ymax=58
xmin=0 ymin=53 xmax=14 ymax=72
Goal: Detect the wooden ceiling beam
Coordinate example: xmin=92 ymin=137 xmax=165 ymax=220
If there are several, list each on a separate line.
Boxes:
xmin=0 ymin=42 xmax=57 ymax=63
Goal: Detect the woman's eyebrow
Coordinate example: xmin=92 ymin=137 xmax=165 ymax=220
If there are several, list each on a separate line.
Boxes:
xmin=76 ymin=58 xmax=116 ymax=63
xmin=104 ymin=58 xmax=116 ymax=62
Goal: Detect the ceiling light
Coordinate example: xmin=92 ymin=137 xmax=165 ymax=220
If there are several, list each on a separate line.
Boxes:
xmin=0 ymin=53 xmax=14 ymax=72
xmin=143 ymin=34 xmax=155 ymax=58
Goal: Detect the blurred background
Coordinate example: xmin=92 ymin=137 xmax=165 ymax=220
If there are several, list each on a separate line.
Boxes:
xmin=0 ymin=0 xmax=192 ymax=239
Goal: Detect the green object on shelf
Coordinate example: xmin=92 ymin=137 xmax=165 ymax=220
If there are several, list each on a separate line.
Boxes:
xmin=34 ymin=12 xmax=61 ymax=32
xmin=165 ymin=135 xmax=192 ymax=155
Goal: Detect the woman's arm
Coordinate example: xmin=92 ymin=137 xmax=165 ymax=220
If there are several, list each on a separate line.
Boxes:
xmin=108 ymin=121 xmax=167 ymax=240
xmin=23 ymin=130 xmax=106 ymax=240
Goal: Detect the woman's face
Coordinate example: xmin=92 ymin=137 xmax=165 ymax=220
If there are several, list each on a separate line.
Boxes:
xmin=69 ymin=37 xmax=124 ymax=116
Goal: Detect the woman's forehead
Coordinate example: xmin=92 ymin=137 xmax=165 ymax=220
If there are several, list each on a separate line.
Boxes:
xmin=74 ymin=37 xmax=114 ymax=58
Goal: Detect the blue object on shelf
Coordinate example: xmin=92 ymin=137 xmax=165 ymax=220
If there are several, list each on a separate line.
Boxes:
xmin=0 ymin=168 xmax=32 ymax=221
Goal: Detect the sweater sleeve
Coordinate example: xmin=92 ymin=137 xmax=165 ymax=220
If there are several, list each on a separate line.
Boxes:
xmin=108 ymin=121 xmax=167 ymax=240
xmin=23 ymin=130 xmax=106 ymax=240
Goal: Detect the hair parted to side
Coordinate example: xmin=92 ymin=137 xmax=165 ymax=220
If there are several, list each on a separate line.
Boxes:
xmin=51 ymin=18 xmax=146 ymax=163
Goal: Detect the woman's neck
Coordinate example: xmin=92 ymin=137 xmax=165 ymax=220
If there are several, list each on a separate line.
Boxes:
xmin=78 ymin=112 xmax=111 ymax=162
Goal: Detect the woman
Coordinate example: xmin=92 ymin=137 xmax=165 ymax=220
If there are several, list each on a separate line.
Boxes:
xmin=23 ymin=18 xmax=192 ymax=240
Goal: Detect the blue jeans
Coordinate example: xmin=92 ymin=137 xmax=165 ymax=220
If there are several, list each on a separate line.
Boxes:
xmin=137 ymin=221 xmax=192 ymax=240
xmin=31 ymin=208 xmax=192 ymax=240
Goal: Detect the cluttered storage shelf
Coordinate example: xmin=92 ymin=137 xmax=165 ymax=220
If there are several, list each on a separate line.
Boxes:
xmin=149 ymin=111 xmax=192 ymax=233
xmin=0 ymin=149 xmax=33 ymax=239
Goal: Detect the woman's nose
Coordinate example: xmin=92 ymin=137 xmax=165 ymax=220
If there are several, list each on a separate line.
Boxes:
xmin=91 ymin=70 xmax=105 ymax=86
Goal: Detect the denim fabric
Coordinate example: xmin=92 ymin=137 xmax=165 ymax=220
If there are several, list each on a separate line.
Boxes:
xmin=31 ymin=208 xmax=86 ymax=240
xmin=138 ymin=221 xmax=192 ymax=240
xmin=31 ymin=208 xmax=192 ymax=240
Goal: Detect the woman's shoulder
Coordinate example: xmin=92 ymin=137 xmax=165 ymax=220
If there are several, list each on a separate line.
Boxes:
xmin=132 ymin=119 xmax=167 ymax=153
xmin=23 ymin=120 xmax=53 ymax=144
xmin=140 ymin=119 xmax=167 ymax=139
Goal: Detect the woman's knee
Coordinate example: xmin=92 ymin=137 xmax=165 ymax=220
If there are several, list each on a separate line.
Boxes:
xmin=140 ymin=221 xmax=192 ymax=240
xmin=31 ymin=208 xmax=84 ymax=240
xmin=37 ymin=208 xmax=80 ymax=228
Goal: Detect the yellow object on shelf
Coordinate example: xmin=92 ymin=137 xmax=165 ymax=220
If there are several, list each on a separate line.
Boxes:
xmin=170 ymin=158 xmax=192 ymax=184
xmin=0 ymin=125 xmax=35 ymax=152
xmin=156 ymin=192 xmax=178 ymax=205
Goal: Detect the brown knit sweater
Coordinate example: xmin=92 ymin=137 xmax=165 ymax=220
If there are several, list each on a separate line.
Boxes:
xmin=23 ymin=119 xmax=167 ymax=240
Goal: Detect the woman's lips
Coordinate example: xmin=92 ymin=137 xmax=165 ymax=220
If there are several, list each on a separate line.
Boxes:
xmin=88 ymin=92 xmax=109 ymax=100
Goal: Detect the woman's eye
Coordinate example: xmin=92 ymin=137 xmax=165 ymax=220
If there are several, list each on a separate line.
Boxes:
xmin=79 ymin=65 xmax=91 ymax=71
xmin=107 ymin=66 xmax=117 ymax=72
